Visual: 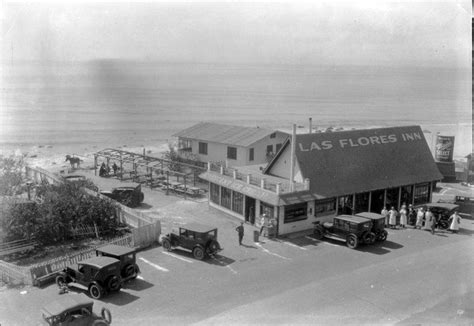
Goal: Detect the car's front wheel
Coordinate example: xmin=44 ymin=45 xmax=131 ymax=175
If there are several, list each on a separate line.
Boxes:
xmin=107 ymin=276 xmax=121 ymax=292
xmin=89 ymin=283 xmax=104 ymax=299
xmin=313 ymin=226 xmax=324 ymax=240
xmin=362 ymin=231 xmax=376 ymax=244
xmin=193 ymin=246 xmax=205 ymax=260
xmin=55 ymin=274 xmax=69 ymax=287
xmin=346 ymin=234 xmax=359 ymax=249
xmin=162 ymin=238 xmax=172 ymax=251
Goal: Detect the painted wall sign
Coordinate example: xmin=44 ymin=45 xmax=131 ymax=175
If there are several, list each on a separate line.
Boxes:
xmin=298 ymin=131 xmax=423 ymax=152
xmin=434 ymin=135 xmax=455 ymax=162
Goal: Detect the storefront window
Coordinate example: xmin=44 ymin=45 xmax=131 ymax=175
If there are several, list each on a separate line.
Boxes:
xmin=354 ymin=192 xmax=370 ymax=214
xmin=232 ymin=191 xmax=244 ymax=215
xmin=337 ymin=195 xmax=353 ymax=215
xmin=284 ymin=202 xmax=308 ymax=223
xmin=221 ymin=187 xmax=232 ymax=209
xmin=385 ymin=187 xmax=399 ymax=209
xmin=210 ymin=183 xmax=220 ymax=204
xmin=400 ymin=185 xmax=413 ymax=207
xmin=414 ymin=183 xmax=430 ymax=205
xmin=260 ymin=202 xmax=274 ymax=218
xmin=314 ymin=198 xmax=336 ymax=216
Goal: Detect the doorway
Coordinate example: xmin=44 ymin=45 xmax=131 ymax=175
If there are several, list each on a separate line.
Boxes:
xmin=245 ymin=196 xmax=256 ymax=224
xmin=370 ymin=189 xmax=385 ymax=213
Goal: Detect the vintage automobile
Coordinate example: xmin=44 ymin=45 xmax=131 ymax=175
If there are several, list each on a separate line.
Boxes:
xmin=355 ymin=212 xmax=388 ymax=242
xmin=55 ymin=256 xmax=123 ymax=300
xmin=100 ymin=183 xmax=144 ymax=208
xmin=313 ymin=215 xmax=375 ymax=249
xmin=161 ymin=223 xmax=222 ymax=260
xmin=61 ymin=175 xmax=99 ymax=192
xmin=95 ymin=245 xmax=140 ymax=282
xmin=41 ymin=295 xmax=112 ymax=325
xmin=414 ymin=202 xmax=460 ymax=229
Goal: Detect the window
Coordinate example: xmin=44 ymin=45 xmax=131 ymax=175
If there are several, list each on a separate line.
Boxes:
xmin=232 ymin=191 xmax=244 ymax=214
xmin=221 ymin=187 xmax=232 ymax=209
xmin=178 ymin=139 xmax=192 ymax=152
xmin=401 ymin=185 xmax=413 ymax=206
xmin=337 ymin=195 xmax=353 ymax=215
xmin=276 ymin=143 xmax=282 ymax=153
xmin=198 ymin=142 xmax=208 ymax=155
xmin=266 ymin=145 xmax=273 ymax=154
xmin=270 ymin=132 xmax=276 ymax=139
xmin=414 ymin=183 xmax=430 ymax=205
xmin=314 ymin=198 xmax=336 ymax=216
xmin=354 ymin=192 xmax=370 ymax=214
xmin=227 ymin=147 xmax=237 ymax=160
xmin=249 ymin=148 xmax=254 ymax=161
xmin=210 ymin=183 xmax=220 ymax=204
xmin=284 ymin=202 xmax=308 ymax=223
xmin=260 ymin=202 xmax=274 ymax=218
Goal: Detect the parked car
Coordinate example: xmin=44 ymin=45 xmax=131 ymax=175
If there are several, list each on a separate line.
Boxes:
xmin=161 ymin=223 xmax=222 ymax=260
xmin=100 ymin=183 xmax=144 ymax=208
xmin=414 ymin=203 xmax=460 ymax=229
xmin=41 ymin=295 xmax=112 ymax=325
xmin=355 ymin=212 xmax=388 ymax=242
xmin=55 ymin=256 xmax=123 ymax=299
xmin=313 ymin=215 xmax=375 ymax=249
xmin=61 ymin=174 xmax=99 ymax=192
xmin=95 ymin=245 xmax=140 ymax=282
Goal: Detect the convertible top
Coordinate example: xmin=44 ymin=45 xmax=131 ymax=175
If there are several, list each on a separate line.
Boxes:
xmin=181 ymin=223 xmax=217 ymax=233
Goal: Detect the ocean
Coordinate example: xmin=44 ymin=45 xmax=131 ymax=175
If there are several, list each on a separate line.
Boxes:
xmin=0 ymin=60 xmax=471 ymax=168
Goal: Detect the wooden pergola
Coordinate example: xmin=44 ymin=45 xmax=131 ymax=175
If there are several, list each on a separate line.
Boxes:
xmin=94 ymin=148 xmax=207 ymax=197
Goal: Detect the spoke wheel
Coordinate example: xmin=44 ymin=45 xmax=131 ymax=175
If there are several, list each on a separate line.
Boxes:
xmin=89 ymin=284 xmax=103 ymax=300
xmin=378 ymin=230 xmax=388 ymax=242
xmin=162 ymin=238 xmax=172 ymax=251
xmin=346 ymin=234 xmax=359 ymax=249
xmin=193 ymin=246 xmax=205 ymax=260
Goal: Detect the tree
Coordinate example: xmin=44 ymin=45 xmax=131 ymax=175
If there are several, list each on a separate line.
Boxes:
xmin=0 ymin=155 xmax=25 ymax=196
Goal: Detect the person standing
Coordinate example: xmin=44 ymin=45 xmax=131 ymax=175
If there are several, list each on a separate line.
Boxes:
xmin=399 ymin=204 xmax=407 ymax=229
xmin=389 ymin=206 xmax=398 ymax=229
xmin=259 ymin=214 xmax=267 ymax=236
xmin=424 ymin=208 xmax=434 ymax=232
xmin=408 ymin=204 xmax=416 ymax=226
xmin=236 ymin=222 xmax=244 ymax=245
xmin=448 ymin=211 xmax=461 ymax=233
xmin=381 ymin=206 xmax=389 ymax=227
xmin=415 ymin=207 xmax=425 ymax=229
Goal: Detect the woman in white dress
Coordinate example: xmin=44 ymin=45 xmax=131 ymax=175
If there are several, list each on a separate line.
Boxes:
xmin=423 ymin=208 xmax=434 ymax=231
xmin=448 ymin=211 xmax=461 ymax=233
xmin=389 ymin=206 xmax=398 ymax=229
xmin=415 ymin=207 xmax=424 ymax=229
xmin=399 ymin=204 xmax=407 ymax=228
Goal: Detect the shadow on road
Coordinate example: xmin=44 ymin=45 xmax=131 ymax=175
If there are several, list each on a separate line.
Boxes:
xmin=122 ymin=278 xmax=154 ymax=291
xmin=379 ymin=240 xmax=403 ymax=250
xmin=137 ymin=203 xmax=153 ymax=209
xmin=208 ymin=254 xmax=236 ymax=267
xmin=282 ymin=235 xmax=321 ymax=247
xmin=101 ymin=290 xmax=140 ymax=306
xmin=240 ymin=243 xmax=257 ymax=249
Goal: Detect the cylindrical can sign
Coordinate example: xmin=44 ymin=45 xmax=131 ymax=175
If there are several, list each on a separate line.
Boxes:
xmin=435 ymin=135 xmax=455 ymax=162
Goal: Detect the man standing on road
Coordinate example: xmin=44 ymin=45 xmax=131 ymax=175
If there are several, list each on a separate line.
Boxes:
xmin=259 ymin=214 xmax=267 ymax=236
xmin=236 ymin=222 xmax=244 ymax=245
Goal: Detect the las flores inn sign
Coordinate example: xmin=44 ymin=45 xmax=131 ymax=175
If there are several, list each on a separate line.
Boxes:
xmin=298 ymin=131 xmax=423 ymax=152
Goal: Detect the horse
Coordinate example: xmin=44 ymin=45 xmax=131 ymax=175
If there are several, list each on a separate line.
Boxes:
xmin=65 ymin=155 xmax=82 ymax=169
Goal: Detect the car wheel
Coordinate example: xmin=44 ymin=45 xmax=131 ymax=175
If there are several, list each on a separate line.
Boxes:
xmin=362 ymin=231 xmax=376 ymax=244
xmin=346 ymin=234 xmax=359 ymax=249
xmin=89 ymin=284 xmax=103 ymax=299
xmin=107 ymin=276 xmax=121 ymax=292
xmin=378 ymin=230 xmax=388 ymax=242
xmin=124 ymin=264 xmax=136 ymax=279
xmin=92 ymin=321 xmax=108 ymax=326
xmin=438 ymin=221 xmax=448 ymax=230
xmin=162 ymin=238 xmax=172 ymax=251
xmin=313 ymin=226 xmax=324 ymax=240
xmin=207 ymin=240 xmax=220 ymax=255
xmin=193 ymin=246 xmax=205 ymax=260
xmin=101 ymin=307 xmax=112 ymax=324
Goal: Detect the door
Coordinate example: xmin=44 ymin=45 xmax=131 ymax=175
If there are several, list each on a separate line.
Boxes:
xmin=370 ymin=189 xmax=385 ymax=213
xmin=245 ymin=196 xmax=256 ymax=224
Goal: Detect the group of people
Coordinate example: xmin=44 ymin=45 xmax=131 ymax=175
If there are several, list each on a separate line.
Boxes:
xmin=99 ymin=162 xmax=119 ymax=177
xmin=381 ymin=203 xmax=462 ymax=235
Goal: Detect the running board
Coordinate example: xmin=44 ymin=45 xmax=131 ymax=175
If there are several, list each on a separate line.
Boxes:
xmin=67 ymin=282 xmax=88 ymax=291
xmin=323 ymin=234 xmax=346 ymax=242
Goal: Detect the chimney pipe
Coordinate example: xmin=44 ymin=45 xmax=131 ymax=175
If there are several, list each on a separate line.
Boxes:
xmin=289 ymin=124 xmax=296 ymax=192
xmin=309 ymin=117 xmax=312 ymax=134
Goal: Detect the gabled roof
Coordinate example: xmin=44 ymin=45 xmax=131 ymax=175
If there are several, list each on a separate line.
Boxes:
xmin=265 ymin=125 xmax=442 ymax=197
xmin=172 ymin=122 xmax=287 ymax=147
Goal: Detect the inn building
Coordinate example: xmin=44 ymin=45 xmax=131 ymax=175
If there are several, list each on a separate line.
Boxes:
xmin=199 ymin=125 xmax=443 ymax=236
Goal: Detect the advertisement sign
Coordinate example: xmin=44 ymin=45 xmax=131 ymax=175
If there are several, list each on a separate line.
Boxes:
xmin=435 ymin=135 xmax=455 ymax=162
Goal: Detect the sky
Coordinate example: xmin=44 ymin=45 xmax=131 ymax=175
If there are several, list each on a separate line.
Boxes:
xmin=0 ymin=0 xmax=471 ymax=67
